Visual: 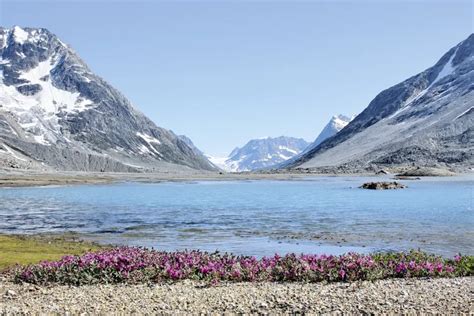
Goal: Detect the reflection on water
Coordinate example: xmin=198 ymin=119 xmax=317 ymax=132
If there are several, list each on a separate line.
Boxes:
xmin=0 ymin=176 xmax=472 ymax=257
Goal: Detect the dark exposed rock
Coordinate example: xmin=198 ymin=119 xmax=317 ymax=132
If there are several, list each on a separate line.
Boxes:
xmin=16 ymin=84 xmax=42 ymax=96
xmin=360 ymin=181 xmax=407 ymax=190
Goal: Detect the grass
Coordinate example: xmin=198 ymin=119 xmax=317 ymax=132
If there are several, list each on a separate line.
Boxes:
xmin=0 ymin=233 xmax=103 ymax=270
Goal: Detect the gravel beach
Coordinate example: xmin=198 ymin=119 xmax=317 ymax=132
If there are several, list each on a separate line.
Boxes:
xmin=1 ymin=277 xmax=472 ymax=314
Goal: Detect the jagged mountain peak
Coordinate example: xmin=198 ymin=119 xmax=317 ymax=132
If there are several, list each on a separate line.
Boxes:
xmin=0 ymin=26 xmax=215 ymax=172
xmin=330 ymin=114 xmax=354 ymax=129
xmin=310 ymin=114 xmax=354 ymax=149
xmin=278 ymin=114 xmax=354 ymax=169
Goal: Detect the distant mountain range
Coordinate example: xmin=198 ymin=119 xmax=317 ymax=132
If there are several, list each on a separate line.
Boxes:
xmin=0 ymin=26 xmax=216 ymax=172
xmin=287 ymin=34 xmax=474 ymax=172
xmin=207 ymin=136 xmax=309 ymax=172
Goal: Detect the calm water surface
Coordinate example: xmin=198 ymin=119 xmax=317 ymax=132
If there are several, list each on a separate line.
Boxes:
xmin=0 ymin=176 xmax=472 ymax=257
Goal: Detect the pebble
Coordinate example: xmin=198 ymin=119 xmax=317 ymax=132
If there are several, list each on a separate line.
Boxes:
xmin=0 ymin=277 xmax=472 ymax=313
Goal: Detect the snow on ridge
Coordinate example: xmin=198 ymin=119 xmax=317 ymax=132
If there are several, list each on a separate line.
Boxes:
xmin=278 ymin=145 xmax=298 ymax=155
xmin=12 ymin=26 xmax=29 ymax=44
xmin=137 ymin=132 xmax=161 ymax=145
xmin=136 ymin=132 xmax=163 ymax=158
xmin=453 ymin=106 xmax=473 ymax=121
xmin=388 ymin=48 xmax=460 ymax=121
xmin=432 ymin=48 xmax=458 ymax=86
xmin=278 ymin=153 xmax=292 ymax=160
xmin=331 ymin=115 xmax=352 ymax=130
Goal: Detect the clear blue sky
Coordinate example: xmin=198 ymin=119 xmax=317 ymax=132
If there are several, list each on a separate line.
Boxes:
xmin=1 ymin=1 xmax=472 ymax=156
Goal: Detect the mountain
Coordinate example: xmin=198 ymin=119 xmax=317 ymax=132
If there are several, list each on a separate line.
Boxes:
xmin=304 ymin=114 xmax=354 ymax=154
xmin=211 ymin=136 xmax=309 ymax=172
xmin=279 ymin=114 xmax=353 ymax=168
xmin=0 ymin=26 xmax=215 ymax=172
xmin=177 ymin=135 xmax=203 ymax=156
xmin=287 ymin=34 xmax=474 ymax=172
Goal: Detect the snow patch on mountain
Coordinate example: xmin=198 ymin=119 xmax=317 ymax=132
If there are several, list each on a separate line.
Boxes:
xmin=12 ymin=26 xmax=28 ymax=44
xmin=137 ymin=132 xmax=161 ymax=145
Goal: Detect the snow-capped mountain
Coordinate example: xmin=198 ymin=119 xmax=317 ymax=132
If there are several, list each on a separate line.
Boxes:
xmin=304 ymin=114 xmax=354 ymax=154
xmin=0 ymin=26 xmax=215 ymax=172
xmin=210 ymin=136 xmax=309 ymax=172
xmin=279 ymin=114 xmax=354 ymax=168
xmin=287 ymin=34 xmax=474 ymax=172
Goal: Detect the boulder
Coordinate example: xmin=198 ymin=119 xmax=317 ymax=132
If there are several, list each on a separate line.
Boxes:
xmin=360 ymin=181 xmax=407 ymax=190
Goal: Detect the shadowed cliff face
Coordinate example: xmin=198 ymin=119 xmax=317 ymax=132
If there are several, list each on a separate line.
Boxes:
xmin=0 ymin=26 xmax=216 ymax=172
xmin=288 ymin=34 xmax=474 ymax=172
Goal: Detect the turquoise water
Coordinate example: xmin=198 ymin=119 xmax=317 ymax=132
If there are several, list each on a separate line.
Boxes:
xmin=0 ymin=176 xmax=472 ymax=257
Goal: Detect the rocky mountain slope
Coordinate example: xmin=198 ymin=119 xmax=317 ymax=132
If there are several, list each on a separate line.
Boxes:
xmin=209 ymin=136 xmax=309 ymax=172
xmin=287 ymin=34 xmax=474 ymax=172
xmin=0 ymin=26 xmax=215 ymax=172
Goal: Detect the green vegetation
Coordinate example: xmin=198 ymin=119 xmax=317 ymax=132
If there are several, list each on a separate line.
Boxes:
xmin=13 ymin=248 xmax=474 ymax=286
xmin=0 ymin=233 xmax=103 ymax=270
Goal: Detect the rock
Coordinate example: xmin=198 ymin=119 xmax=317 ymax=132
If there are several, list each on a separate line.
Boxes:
xmin=360 ymin=181 xmax=407 ymax=190
xmin=4 ymin=289 xmax=17 ymax=298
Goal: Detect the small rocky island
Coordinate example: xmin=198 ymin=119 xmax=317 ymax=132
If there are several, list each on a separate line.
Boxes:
xmin=360 ymin=181 xmax=407 ymax=190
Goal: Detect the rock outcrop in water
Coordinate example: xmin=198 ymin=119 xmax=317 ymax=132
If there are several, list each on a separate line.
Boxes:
xmin=0 ymin=26 xmax=216 ymax=172
xmin=360 ymin=182 xmax=407 ymax=190
xmin=286 ymin=34 xmax=474 ymax=173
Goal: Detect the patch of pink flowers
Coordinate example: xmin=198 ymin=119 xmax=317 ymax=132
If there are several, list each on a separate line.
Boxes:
xmin=14 ymin=248 xmax=473 ymax=285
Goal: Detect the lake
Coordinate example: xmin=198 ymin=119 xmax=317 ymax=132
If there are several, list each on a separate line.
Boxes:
xmin=0 ymin=176 xmax=472 ymax=257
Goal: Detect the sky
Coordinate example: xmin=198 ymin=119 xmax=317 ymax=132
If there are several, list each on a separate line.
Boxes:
xmin=1 ymin=0 xmax=472 ymax=156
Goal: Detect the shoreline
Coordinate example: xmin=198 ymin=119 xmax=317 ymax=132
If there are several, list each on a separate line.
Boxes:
xmin=1 ymin=168 xmax=471 ymax=188
xmin=1 ymin=277 xmax=472 ymax=313
xmin=0 ymin=170 xmax=368 ymax=188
